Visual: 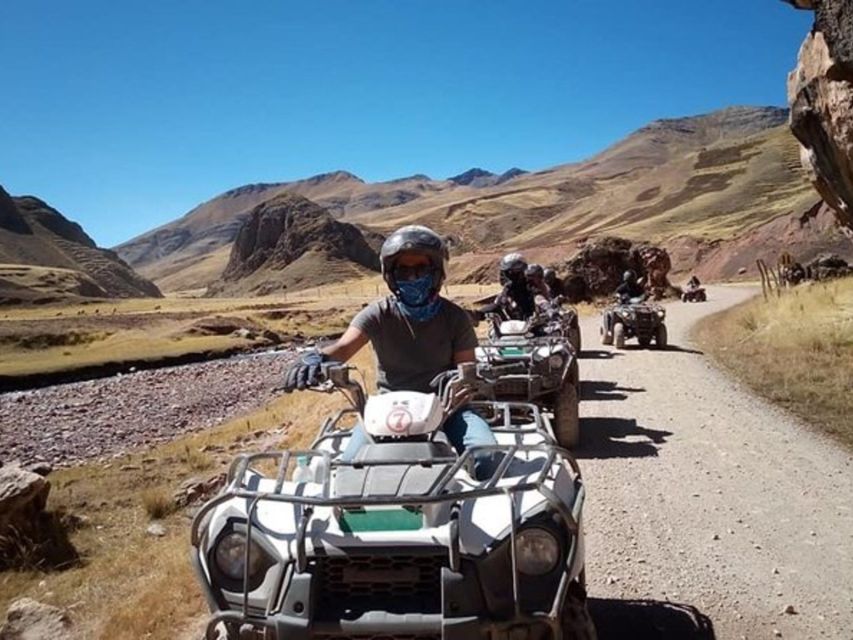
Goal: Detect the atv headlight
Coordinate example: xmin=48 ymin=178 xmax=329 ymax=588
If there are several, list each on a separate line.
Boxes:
xmin=516 ymin=527 xmax=560 ymax=576
xmin=548 ymin=353 xmax=565 ymax=369
xmin=214 ymin=532 xmax=265 ymax=581
xmin=657 ymin=309 xmax=666 ymax=318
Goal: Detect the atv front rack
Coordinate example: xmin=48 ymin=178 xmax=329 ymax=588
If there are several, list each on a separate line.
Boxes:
xmin=191 ymin=441 xmax=585 ymax=640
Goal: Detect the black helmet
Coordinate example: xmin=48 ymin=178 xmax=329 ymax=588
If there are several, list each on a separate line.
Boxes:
xmin=543 ymin=268 xmax=556 ymax=284
xmin=380 ymin=225 xmax=449 ymax=293
xmin=622 ymin=269 xmax=636 ymax=283
xmin=526 ymin=263 xmax=544 ymax=280
xmin=499 ymin=252 xmax=527 ymax=284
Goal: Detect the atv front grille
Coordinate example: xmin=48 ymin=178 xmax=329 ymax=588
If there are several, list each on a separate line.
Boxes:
xmin=315 ymin=554 xmax=445 ymax=616
xmin=494 ymin=378 xmax=531 ymax=398
xmin=635 ymin=312 xmax=656 ymax=335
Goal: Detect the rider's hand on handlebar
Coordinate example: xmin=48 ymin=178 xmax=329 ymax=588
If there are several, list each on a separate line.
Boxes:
xmin=284 ymin=351 xmax=338 ymax=392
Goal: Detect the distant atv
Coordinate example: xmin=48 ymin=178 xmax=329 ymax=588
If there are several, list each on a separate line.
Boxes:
xmin=478 ymin=313 xmax=581 ymax=448
xmin=600 ymin=296 xmax=667 ymax=349
xmin=191 ymin=363 xmax=595 ymax=640
xmin=681 ymin=287 xmax=707 ymax=303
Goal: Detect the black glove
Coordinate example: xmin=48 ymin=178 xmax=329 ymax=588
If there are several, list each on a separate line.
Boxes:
xmin=283 ymin=351 xmax=328 ymax=392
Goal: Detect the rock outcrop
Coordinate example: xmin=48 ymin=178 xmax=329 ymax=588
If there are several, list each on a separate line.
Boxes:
xmin=0 ymin=598 xmax=73 ymax=640
xmin=557 ymin=237 xmax=673 ymax=302
xmin=785 ymin=0 xmax=853 ymax=230
xmin=211 ymin=193 xmax=379 ymax=295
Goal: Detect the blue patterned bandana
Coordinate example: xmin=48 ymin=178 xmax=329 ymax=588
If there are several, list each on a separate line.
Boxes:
xmin=395 ymin=275 xmax=443 ymax=322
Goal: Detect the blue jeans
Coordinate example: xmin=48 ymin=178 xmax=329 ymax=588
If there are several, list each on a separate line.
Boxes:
xmin=340 ymin=407 xmax=500 ymax=480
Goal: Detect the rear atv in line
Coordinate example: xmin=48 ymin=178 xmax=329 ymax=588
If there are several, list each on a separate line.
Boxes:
xmin=600 ymin=296 xmax=667 ymax=350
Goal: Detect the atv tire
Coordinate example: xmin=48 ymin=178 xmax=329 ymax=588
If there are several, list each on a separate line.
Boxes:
xmin=655 ymin=323 xmax=668 ymax=349
xmin=553 ymin=381 xmax=580 ymax=449
xmin=561 ymin=582 xmax=598 ymax=640
xmin=569 ymin=323 xmax=582 ymax=354
xmin=698 ymin=290 xmax=707 ymax=302
xmin=613 ymin=323 xmax=625 ymax=349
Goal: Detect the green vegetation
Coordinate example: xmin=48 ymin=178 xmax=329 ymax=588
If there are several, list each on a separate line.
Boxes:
xmin=696 ymin=278 xmax=853 ymax=448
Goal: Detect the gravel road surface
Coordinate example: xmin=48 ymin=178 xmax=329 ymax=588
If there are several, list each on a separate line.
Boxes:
xmin=579 ymin=285 xmax=852 ymax=639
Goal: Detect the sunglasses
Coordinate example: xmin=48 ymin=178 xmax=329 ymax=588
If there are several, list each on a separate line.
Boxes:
xmin=393 ymin=264 xmax=437 ymax=281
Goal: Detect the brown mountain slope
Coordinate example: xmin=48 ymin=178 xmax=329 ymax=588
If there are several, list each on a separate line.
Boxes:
xmin=0 ymin=186 xmax=161 ymax=304
xmin=208 ymin=192 xmax=380 ymax=297
xmin=117 ymin=105 xmax=838 ymax=292
xmin=114 ymin=171 xmax=458 ymax=287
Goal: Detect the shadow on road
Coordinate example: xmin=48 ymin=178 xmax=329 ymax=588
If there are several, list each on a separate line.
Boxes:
xmin=581 ymin=380 xmax=645 ymax=402
xmin=618 ymin=344 xmax=704 ymax=355
xmin=579 ymin=349 xmax=623 ymax=360
xmin=576 ymin=417 xmax=672 ymax=459
xmin=589 ymin=598 xmax=716 ymax=640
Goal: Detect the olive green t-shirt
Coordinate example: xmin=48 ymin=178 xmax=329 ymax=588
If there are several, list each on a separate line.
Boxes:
xmin=351 ymin=296 xmax=478 ymax=393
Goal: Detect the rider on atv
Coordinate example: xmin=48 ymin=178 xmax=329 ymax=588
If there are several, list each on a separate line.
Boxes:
xmin=687 ymin=275 xmax=701 ymax=290
xmin=603 ymin=269 xmax=646 ymax=336
xmin=283 ymin=225 xmax=499 ymax=479
xmin=526 ymin=263 xmax=551 ymax=299
xmin=493 ymin=252 xmax=538 ymax=320
xmin=544 ymin=267 xmax=565 ymax=299
xmin=615 ymin=269 xmax=646 ymax=303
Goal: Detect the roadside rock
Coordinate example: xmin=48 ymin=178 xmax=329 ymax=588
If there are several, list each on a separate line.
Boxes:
xmin=173 ymin=473 xmax=227 ymax=508
xmin=785 ymin=0 xmax=853 ymax=230
xmin=0 ymin=598 xmax=73 ymax=640
xmin=0 ymin=465 xmax=50 ymax=540
xmin=806 ymin=253 xmax=851 ymax=280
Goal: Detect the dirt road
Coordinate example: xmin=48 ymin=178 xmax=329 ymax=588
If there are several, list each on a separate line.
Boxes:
xmin=578 ymin=285 xmax=852 ymax=639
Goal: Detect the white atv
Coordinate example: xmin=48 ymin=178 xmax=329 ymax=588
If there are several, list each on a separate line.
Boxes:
xmin=191 ymin=363 xmax=595 ymax=640
xmin=477 ymin=315 xmax=581 ymax=449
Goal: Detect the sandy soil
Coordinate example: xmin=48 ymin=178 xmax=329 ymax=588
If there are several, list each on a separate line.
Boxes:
xmin=578 ymin=285 xmax=853 ymax=639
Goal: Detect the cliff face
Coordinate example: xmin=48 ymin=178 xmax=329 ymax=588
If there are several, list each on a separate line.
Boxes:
xmin=210 ymin=192 xmax=379 ymax=296
xmin=785 ymin=0 xmax=853 ymax=230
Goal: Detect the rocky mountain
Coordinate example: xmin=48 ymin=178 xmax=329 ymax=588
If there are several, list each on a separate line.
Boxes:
xmin=448 ymin=167 xmax=528 ymax=188
xmin=0 ymin=186 xmax=161 ymax=304
xmin=117 ymin=105 xmax=848 ymax=292
xmin=208 ymin=192 xmax=380 ymax=297
xmin=115 ymin=170 xmax=452 ymax=289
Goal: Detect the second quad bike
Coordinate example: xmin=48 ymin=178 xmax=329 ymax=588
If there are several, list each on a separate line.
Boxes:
xmin=191 ymin=363 xmax=595 ymax=640
xmin=600 ymin=296 xmax=667 ymax=350
xmin=477 ymin=314 xmax=580 ymax=448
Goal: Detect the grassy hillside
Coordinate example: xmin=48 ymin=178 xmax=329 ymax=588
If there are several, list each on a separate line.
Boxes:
xmin=695 ymin=278 xmax=853 ymax=448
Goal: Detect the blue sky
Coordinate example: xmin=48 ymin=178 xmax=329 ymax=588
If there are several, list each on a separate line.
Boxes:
xmin=1 ymin=1 xmax=811 ymax=247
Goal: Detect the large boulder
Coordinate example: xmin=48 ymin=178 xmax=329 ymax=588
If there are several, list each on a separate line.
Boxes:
xmin=785 ymin=0 xmax=853 ymax=230
xmin=557 ymin=237 xmax=673 ymax=302
xmin=0 ymin=464 xmax=50 ymax=539
xmin=0 ymin=598 xmax=73 ymax=640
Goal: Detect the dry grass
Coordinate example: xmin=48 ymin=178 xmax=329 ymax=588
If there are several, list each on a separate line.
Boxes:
xmin=0 ymin=350 xmax=375 ymax=639
xmin=695 ymin=278 xmax=853 ymax=448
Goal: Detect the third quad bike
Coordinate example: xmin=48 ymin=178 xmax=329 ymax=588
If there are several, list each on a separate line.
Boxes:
xmin=681 ymin=287 xmax=707 ymax=303
xmin=477 ymin=314 xmax=580 ymax=448
xmin=191 ymin=363 xmax=595 ymax=640
xmin=600 ymin=296 xmax=667 ymax=350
